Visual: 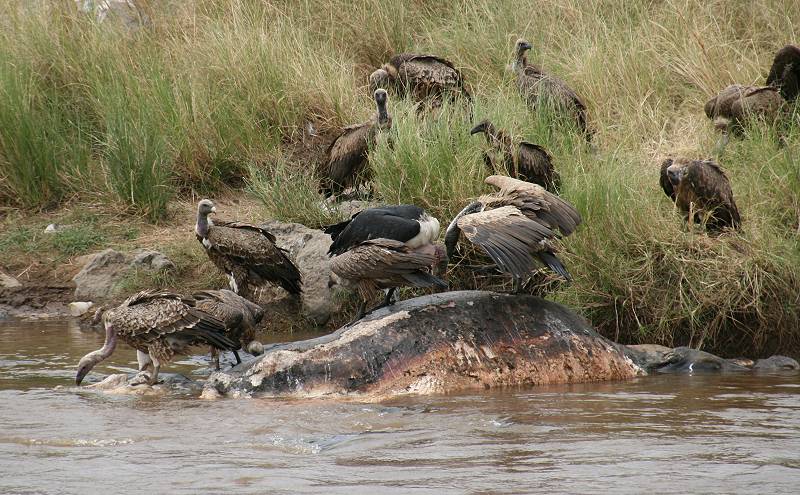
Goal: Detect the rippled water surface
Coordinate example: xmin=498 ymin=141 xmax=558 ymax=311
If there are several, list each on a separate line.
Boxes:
xmin=1 ymin=320 xmax=799 ymax=494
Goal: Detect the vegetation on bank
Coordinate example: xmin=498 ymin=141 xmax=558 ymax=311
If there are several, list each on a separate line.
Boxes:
xmin=1 ymin=0 xmax=798 ymax=357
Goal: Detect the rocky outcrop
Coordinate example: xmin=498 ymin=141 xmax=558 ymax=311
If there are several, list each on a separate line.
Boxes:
xmin=72 ymin=248 xmax=175 ymax=300
xmin=625 ymin=345 xmax=800 ymax=373
xmin=259 ymin=221 xmax=336 ymax=325
xmin=204 ymin=291 xmax=644 ymax=400
xmin=0 ymin=271 xmax=21 ymax=289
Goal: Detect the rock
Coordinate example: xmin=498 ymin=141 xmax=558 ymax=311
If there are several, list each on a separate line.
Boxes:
xmin=0 ymin=271 xmax=21 ymax=289
xmin=68 ymin=301 xmax=94 ymax=317
xmin=246 ymin=340 xmax=264 ymax=356
xmin=753 ymin=356 xmax=800 ymax=371
xmin=83 ymin=372 xmax=197 ymax=395
xmin=72 ymin=248 xmax=175 ymax=301
xmin=0 ymin=308 xmax=9 ymax=321
xmin=649 ymin=346 xmax=750 ymax=373
xmin=131 ymin=249 xmax=176 ymax=271
xmin=205 ymin=291 xmax=644 ymax=400
xmin=72 ymin=249 xmax=127 ymax=300
xmin=624 ymin=344 xmax=674 ymax=371
xmin=260 ymin=220 xmax=336 ymax=325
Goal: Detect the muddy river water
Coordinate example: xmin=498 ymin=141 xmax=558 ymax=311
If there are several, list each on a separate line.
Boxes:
xmin=1 ymin=319 xmax=799 ymax=494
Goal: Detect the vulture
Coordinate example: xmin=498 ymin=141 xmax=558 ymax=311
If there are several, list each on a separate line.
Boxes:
xmin=766 ymin=44 xmax=800 ymax=102
xmin=319 ymin=89 xmax=392 ymax=199
xmin=324 ymin=205 xmax=448 ymax=322
xmin=659 ymin=157 xmax=741 ymax=232
xmin=193 ymin=289 xmax=265 ymax=370
xmin=445 ymin=175 xmax=581 ymax=285
xmin=470 ymin=119 xmax=561 ymax=192
xmin=512 ymin=39 xmax=591 ymax=140
xmin=369 ymin=53 xmax=471 ymax=106
xmin=704 ymin=84 xmax=784 ymax=137
xmin=195 ymin=199 xmax=302 ymax=299
xmin=75 ymin=290 xmax=238 ymax=386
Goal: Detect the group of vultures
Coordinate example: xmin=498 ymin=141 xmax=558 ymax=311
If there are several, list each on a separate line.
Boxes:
xmin=76 ymin=41 xmax=800 ymax=387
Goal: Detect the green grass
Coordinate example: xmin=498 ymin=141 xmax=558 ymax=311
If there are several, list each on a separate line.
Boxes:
xmin=1 ymin=0 xmax=798 ymax=356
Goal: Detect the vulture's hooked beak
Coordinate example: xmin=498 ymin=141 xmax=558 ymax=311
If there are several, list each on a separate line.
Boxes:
xmin=519 ymin=41 xmax=532 ymax=51
xmin=667 ymin=168 xmax=683 ymax=186
xmin=210 ymin=206 xmax=217 ymax=214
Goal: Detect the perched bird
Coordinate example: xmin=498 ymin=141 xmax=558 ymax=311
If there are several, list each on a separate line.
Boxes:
xmin=319 ymin=89 xmax=392 ymax=199
xmin=704 ymin=84 xmax=784 ymax=138
xmin=470 ymin=119 xmax=561 ymax=192
xmin=193 ymin=289 xmax=265 ymax=370
xmin=75 ymin=290 xmax=238 ymax=386
xmin=369 ymin=53 xmax=471 ymax=106
xmin=195 ymin=199 xmax=302 ymax=299
xmin=512 ymin=39 xmax=591 ymax=140
xmin=325 ymin=205 xmax=447 ymax=322
xmin=445 ymin=175 xmax=581 ymax=285
xmin=766 ymin=44 xmax=800 ymax=102
xmin=659 ymin=157 xmax=741 ymax=232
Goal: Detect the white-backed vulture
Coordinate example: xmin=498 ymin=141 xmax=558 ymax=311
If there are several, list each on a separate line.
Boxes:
xmin=444 ymin=175 xmax=581 ymax=284
xmin=324 ymin=204 xmax=447 ymax=321
xmin=704 ymin=84 xmax=785 ymax=136
xmin=659 ymin=157 xmax=741 ymax=232
xmin=319 ymin=89 xmax=392 ymax=199
xmin=195 ymin=200 xmax=302 ymax=298
xmin=512 ymin=39 xmax=591 ymax=140
xmin=75 ymin=290 xmax=238 ymax=386
xmin=369 ymin=53 xmax=471 ymax=106
xmin=470 ymin=119 xmax=561 ymax=192
xmin=766 ymin=44 xmax=800 ymax=102
xmin=193 ymin=289 xmax=265 ymax=370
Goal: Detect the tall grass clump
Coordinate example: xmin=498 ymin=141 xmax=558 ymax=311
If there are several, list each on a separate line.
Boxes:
xmin=1 ymin=0 xmax=798 ymax=356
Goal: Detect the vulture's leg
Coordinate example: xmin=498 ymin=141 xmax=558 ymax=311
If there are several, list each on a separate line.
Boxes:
xmin=147 ymin=354 xmax=162 ymax=386
xmin=232 ymin=350 xmax=242 ymax=367
xmin=714 ymin=132 xmax=730 ymax=155
xmin=130 ymin=350 xmax=153 ymax=386
xmin=366 ymin=288 xmax=397 ymax=314
xmin=227 ymin=273 xmax=239 ymax=294
xmin=211 ymin=347 xmax=220 ymax=371
xmin=512 ymin=277 xmax=522 ymax=294
xmin=348 ymin=299 xmax=368 ymax=325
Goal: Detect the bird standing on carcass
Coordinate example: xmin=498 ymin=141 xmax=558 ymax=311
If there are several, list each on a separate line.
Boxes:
xmin=445 ymin=175 xmax=581 ymax=290
xmin=195 ymin=199 xmax=302 ymax=300
xmin=75 ymin=290 xmax=238 ymax=386
xmin=325 ymin=205 xmax=448 ymax=323
xmin=192 ymin=289 xmax=265 ymax=370
xmin=319 ymin=89 xmax=392 ymax=199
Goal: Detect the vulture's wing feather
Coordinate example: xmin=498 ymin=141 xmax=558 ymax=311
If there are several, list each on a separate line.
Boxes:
xmin=686 ymin=160 xmax=741 ymax=228
xmin=484 ymin=175 xmax=582 ymax=235
xmin=660 ymin=159 xmax=676 ymax=200
xmin=328 ymin=207 xmax=422 ymax=255
xmin=456 ymin=206 xmax=557 ymax=279
xmin=330 ymin=238 xmax=446 ymax=289
xmin=518 ymin=141 xmax=560 ymax=189
xmin=767 ymin=44 xmax=800 ymax=101
xmin=325 ymin=122 xmax=374 ymax=187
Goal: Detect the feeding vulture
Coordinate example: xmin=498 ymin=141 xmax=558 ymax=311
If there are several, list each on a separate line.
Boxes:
xmin=324 ymin=204 xmax=448 ymax=322
xmin=766 ymin=44 xmax=800 ymax=102
xmin=195 ymin=199 xmax=302 ymax=299
xmin=75 ymin=290 xmax=238 ymax=386
xmin=470 ymin=119 xmax=561 ymax=192
xmin=319 ymin=89 xmax=392 ymax=199
xmin=445 ymin=175 xmax=581 ymax=285
xmin=193 ymin=289 xmax=265 ymax=370
xmin=512 ymin=39 xmax=591 ymax=140
xmin=704 ymin=84 xmax=784 ymax=138
xmin=369 ymin=53 xmax=471 ymax=107
xmin=659 ymin=157 xmax=741 ymax=232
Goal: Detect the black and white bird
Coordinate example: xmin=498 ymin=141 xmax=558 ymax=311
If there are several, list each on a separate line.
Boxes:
xmin=445 ymin=175 xmax=581 ymax=287
xmin=324 ymin=205 xmax=448 ymax=322
xmin=195 ymin=199 xmax=302 ymax=300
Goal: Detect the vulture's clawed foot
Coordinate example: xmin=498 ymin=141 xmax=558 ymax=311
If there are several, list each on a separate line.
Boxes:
xmin=129 ymin=372 xmax=152 ymax=387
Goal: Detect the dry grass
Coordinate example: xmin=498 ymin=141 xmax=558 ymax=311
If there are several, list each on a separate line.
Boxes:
xmin=0 ymin=0 xmax=798 ymax=356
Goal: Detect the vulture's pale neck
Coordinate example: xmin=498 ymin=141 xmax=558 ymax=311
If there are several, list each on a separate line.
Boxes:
xmin=75 ymin=323 xmax=118 ymax=385
xmin=444 ymin=201 xmax=483 ymax=259
xmin=376 ymin=101 xmax=390 ymax=126
xmin=513 ymin=52 xmax=527 ymax=72
xmin=195 ymin=212 xmax=211 ymax=238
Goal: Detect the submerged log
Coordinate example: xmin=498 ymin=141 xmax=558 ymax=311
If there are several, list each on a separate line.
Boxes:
xmin=204 ymin=291 xmax=643 ymax=399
